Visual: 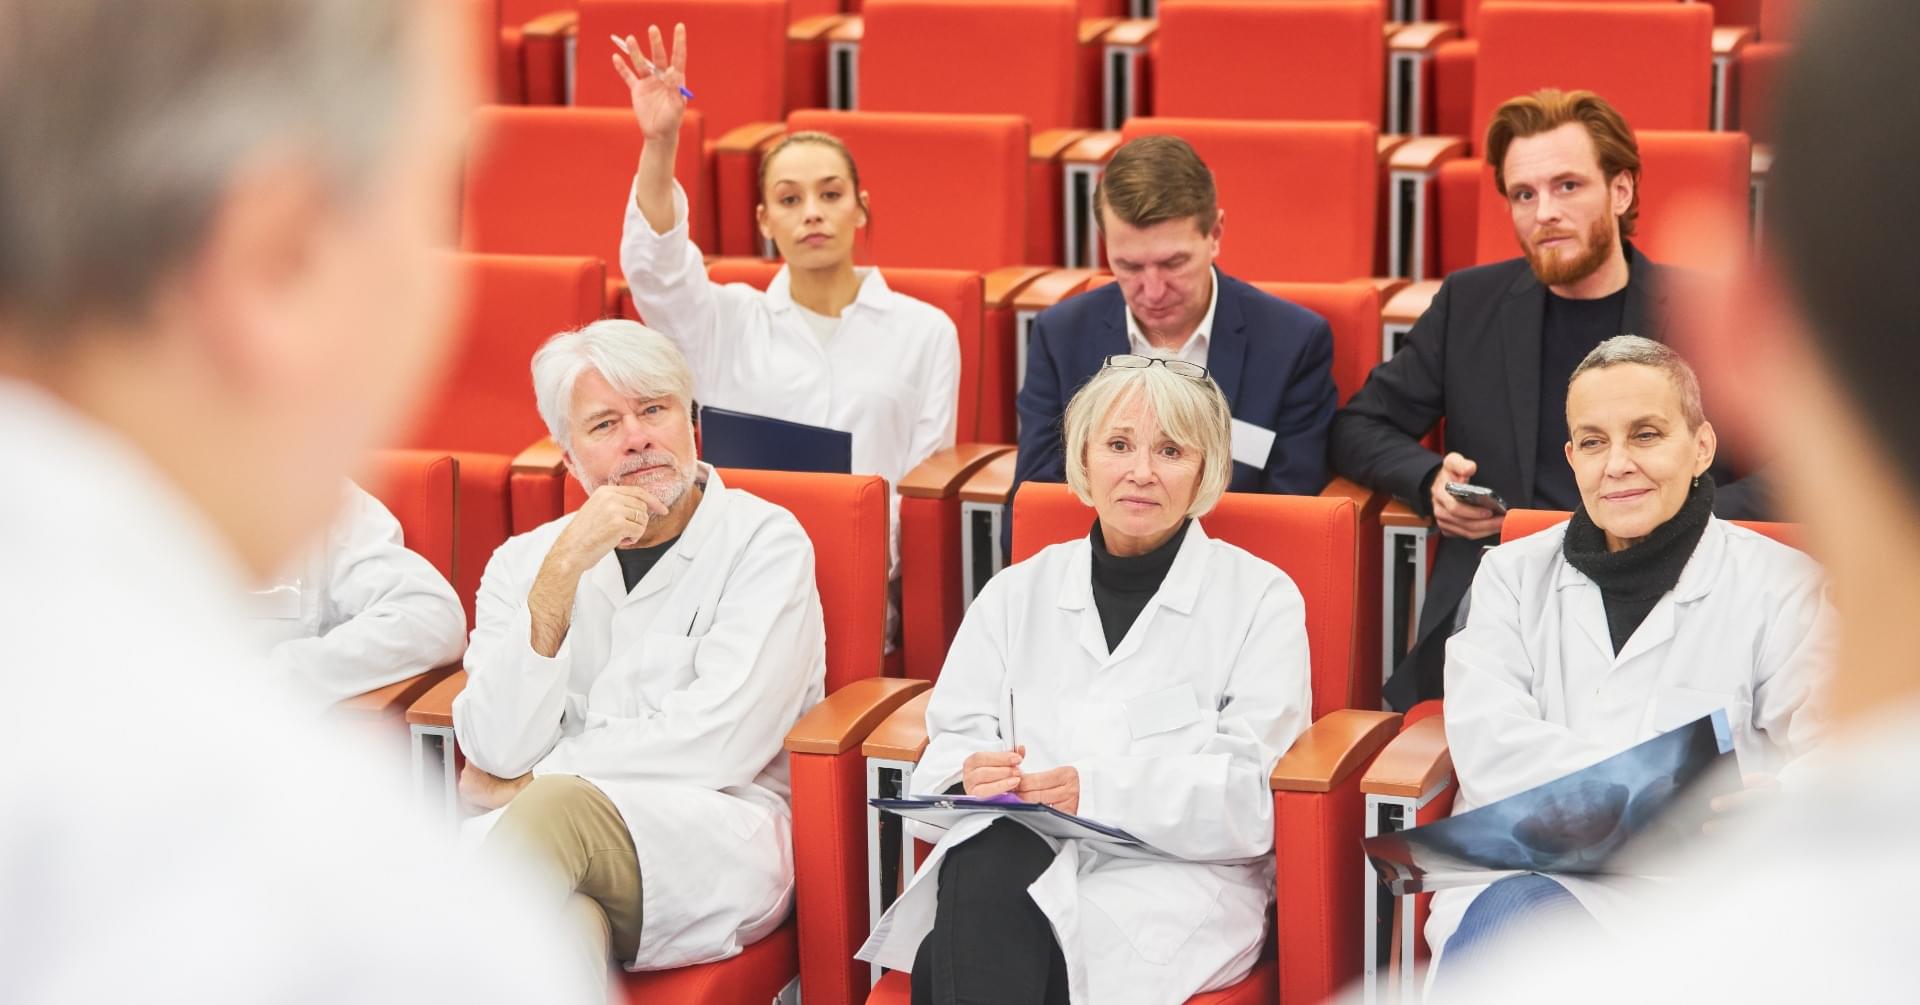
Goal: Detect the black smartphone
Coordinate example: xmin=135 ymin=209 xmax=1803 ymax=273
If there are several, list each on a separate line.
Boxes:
xmin=1445 ymin=482 xmax=1509 ymax=515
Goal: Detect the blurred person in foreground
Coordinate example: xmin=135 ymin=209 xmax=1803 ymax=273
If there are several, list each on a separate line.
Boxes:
xmin=1430 ymin=0 xmax=1920 ymax=998
xmin=0 ymin=1 xmax=588 ymax=1000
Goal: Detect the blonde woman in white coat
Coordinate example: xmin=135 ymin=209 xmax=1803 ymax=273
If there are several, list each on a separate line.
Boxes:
xmin=1425 ymin=336 xmax=1834 ymax=992
xmin=858 ymin=357 xmax=1313 ymax=1004
xmin=614 ymin=25 xmax=960 ymax=593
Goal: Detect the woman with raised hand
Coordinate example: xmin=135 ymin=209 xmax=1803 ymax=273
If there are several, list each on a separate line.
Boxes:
xmin=614 ymin=25 xmax=960 ymax=628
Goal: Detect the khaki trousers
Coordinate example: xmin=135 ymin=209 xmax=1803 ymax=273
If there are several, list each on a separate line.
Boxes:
xmin=488 ymin=775 xmax=645 ymax=993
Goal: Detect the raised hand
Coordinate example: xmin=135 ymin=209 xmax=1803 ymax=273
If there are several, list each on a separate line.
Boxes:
xmin=611 ymin=23 xmax=688 ymax=142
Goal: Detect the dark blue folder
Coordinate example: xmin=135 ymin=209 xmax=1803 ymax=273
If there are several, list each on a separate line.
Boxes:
xmin=699 ymin=405 xmax=853 ymax=474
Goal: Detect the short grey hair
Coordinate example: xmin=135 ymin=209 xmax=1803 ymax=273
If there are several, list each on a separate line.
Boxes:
xmin=0 ymin=0 xmax=418 ymax=338
xmin=531 ymin=320 xmax=695 ymax=451
xmin=1569 ymin=334 xmax=1707 ymax=429
xmin=1063 ymin=363 xmax=1234 ymax=519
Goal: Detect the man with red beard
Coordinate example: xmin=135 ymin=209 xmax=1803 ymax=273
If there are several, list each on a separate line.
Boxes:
xmin=1330 ymin=89 xmax=1766 ymax=709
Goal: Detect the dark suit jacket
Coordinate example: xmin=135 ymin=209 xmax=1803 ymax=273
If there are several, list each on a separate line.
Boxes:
xmin=1009 ymin=271 xmax=1339 ymax=548
xmin=1330 ymin=244 xmax=1768 ymax=708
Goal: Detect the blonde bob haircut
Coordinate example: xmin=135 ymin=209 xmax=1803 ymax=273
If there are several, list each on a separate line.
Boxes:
xmin=1062 ymin=362 xmax=1234 ymax=520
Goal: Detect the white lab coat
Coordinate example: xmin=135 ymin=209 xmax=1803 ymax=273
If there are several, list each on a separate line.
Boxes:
xmin=0 ymin=379 xmax=590 ymax=1001
xmin=248 ymin=480 xmax=466 ymax=706
xmin=1424 ymin=516 xmax=1834 ymax=976
xmin=453 ymin=465 xmax=827 ymax=971
xmin=620 ymin=181 xmax=961 ymax=574
xmin=858 ymin=521 xmax=1313 ymax=1003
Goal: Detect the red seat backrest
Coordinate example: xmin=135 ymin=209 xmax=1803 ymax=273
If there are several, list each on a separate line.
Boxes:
xmin=366 ymin=450 xmax=459 ymax=589
xmin=1155 ymin=0 xmax=1384 ymax=125
xmin=460 ymin=105 xmax=709 ymax=266
xmin=1471 ymin=130 xmax=1750 ymax=272
xmin=1463 ymin=0 xmax=1674 ymax=35
xmin=861 ymin=0 xmax=1090 ymax=132
xmin=1501 ymin=508 xmax=1804 ymax=551
xmin=1119 ymin=117 xmax=1378 ymax=283
xmin=410 ymin=252 xmax=604 ymax=456
xmin=574 ymin=0 xmax=787 ymax=136
xmin=1473 ymin=3 xmax=1713 ymax=148
xmin=1011 ymin=482 xmax=1361 ymax=719
xmin=1253 ymin=281 xmax=1382 ymax=406
xmin=786 ymin=110 xmax=1028 ymax=272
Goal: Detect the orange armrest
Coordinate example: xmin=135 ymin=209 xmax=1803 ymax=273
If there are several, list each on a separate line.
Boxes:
xmin=900 ymin=443 xmax=1016 ymax=499
xmin=827 ymin=14 xmax=863 ymax=42
xmin=1366 ymin=276 xmax=1412 ymax=300
xmin=1031 ymin=128 xmax=1090 ymax=163
xmin=1712 ymin=25 xmax=1756 ymax=56
xmin=1359 ymin=715 xmax=1452 ymax=797
xmin=1013 ymin=268 xmax=1102 ymax=313
xmin=1321 ymin=477 xmax=1389 ymax=520
xmin=785 ymin=678 xmax=932 ymax=755
xmin=957 ymin=451 xmax=1019 ymax=505
xmin=1383 ymin=279 xmax=1442 ymax=327
xmin=861 ymin=689 xmax=934 ymax=762
xmin=716 ymin=121 xmax=787 ymax=155
xmin=1388 ymin=136 xmax=1468 ymax=174
xmin=522 ymin=10 xmax=577 ymax=39
xmin=512 ymin=438 xmax=566 ymax=476
xmin=1377 ymin=135 xmax=1410 ymax=163
xmin=1079 ymin=17 xmax=1122 ymax=44
xmin=330 ymin=664 xmax=459 ymax=721
xmin=787 ymin=14 xmax=847 ymax=42
xmin=987 ymin=265 xmax=1054 ymax=308
xmin=1062 ymin=130 xmax=1124 ymax=166
xmin=1389 ymin=21 xmax=1461 ymax=53
xmin=1380 ymin=498 xmax=1427 ymax=529
xmin=405 ymin=669 xmax=469 ymax=729
xmin=1097 ymin=18 xmax=1155 ymax=46
xmin=1270 ymin=710 xmax=1404 ymax=792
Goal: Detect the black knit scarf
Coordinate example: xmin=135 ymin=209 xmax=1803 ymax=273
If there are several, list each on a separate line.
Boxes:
xmin=1562 ymin=474 xmax=1716 ymax=654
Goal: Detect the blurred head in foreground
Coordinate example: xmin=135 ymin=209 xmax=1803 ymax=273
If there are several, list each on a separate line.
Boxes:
xmin=0 ymin=0 xmax=474 ymax=576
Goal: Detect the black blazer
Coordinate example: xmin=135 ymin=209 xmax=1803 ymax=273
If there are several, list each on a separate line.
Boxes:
xmin=1330 ymin=244 xmax=1767 ymax=708
xmin=1008 ymin=271 xmax=1338 ymax=551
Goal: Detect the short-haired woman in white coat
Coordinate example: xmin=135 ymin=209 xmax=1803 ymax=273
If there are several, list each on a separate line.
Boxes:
xmin=857 ymin=356 xmax=1314 ymax=1004
xmin=1427 ymin=336 xmax=1835 ymax=990
xmin=613 ymin=26 xmax=960 ymax=620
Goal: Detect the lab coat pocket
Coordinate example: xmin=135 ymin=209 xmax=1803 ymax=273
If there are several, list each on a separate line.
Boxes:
xmin=1122 ymin=683 xmax=1208 ymax=753
xmin=1082 ymin=858 xmax=1222 ymax=965
xmin=1650 ymin=684 xmax=1743 ymax=735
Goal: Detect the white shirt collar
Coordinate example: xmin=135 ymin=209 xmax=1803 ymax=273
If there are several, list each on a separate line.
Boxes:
xmin=1123 ymin=266 xmax=1219 ymax=367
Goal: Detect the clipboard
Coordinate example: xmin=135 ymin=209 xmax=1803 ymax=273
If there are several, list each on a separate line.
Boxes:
xmin=699 ymin=405 xmax=852 ymax=474
xmin=870 ymin=795 xmax=1162 ymax=853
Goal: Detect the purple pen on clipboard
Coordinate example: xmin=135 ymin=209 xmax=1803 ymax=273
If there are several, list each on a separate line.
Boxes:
xmin=612 ymin=35 xmax=695 ymax=100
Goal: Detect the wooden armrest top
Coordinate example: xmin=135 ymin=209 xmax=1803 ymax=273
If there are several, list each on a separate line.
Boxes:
xmin=1388 ymin=136 xmax=1468 ymax=173
xmin=786 ymin=677 xmax=933 ymax=755
xmin=1321 ymin=477 xmax=1388 ymax=519
xmin=1360 ymin=714 xmax=1452 ymax=797
xmin=1100 ymin=18 xmax=1157 ymax=46
xmin=1384 ymin=279 xmax=1442 ymax=325
xmin=1712 ymin=25 xmax=1757 ymax=54
xmin=862 ymin=689 xmax=934 ymax=761
xmin=1380 ymin=499 xmax=1427 ymax=528
xmin=1031 ymin=128 xmax=1091 ymax=162
xmin=899 ymin=443 xmax=1016 ymax=499
xmin=1062 ymin=130 xmax=1125 ymax=165
xmin=827 ymin=15 xmax=863 ymax=42
xmin=1377 ymin=134 xmax=1410 ymax=162
xmin=1013 ymin=268 xmax=1101 ymax=312
xmin=957 ymin=450 xmax=1020 ymax=505
xmin=787 ymin=13 xmax=847 ymax=41
xmin=405 ymin=669 xmax=468 ymax=729
xmin=1389 ymin=21 xmax=1461 ymax=52
xmin=1270 ymin=710 xmax=1404 ymax=792
xmin=1078 ymin=16 xmax=1122 ymax=44
xmin=1752 ymin=144 xmax=1773 ymax=177
xmin=716 ymin=121 xmax=787 ymax=155
xmin=986 ymin=265 xmax=1054 ymax=307
xmin=522 ymin=10 xmax=578 ymax=38
xmin=1365 ymin=276 xmax=1412 ymax=300
xmin=330 ymin=665 xmax=458 ymax=721
xmin=512 ymin=438 xmax=566 ymax=476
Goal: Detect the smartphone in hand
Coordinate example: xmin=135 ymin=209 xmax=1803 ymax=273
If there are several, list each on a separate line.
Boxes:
xmin=1445 ymin=482 xmax=1510 ymax=515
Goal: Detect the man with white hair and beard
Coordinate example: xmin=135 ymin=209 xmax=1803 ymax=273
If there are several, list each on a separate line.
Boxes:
xmin=452 ymin=319 xmax=827 ymax=990
xmin=1330 ymin=88 xmax=1768 ymax=709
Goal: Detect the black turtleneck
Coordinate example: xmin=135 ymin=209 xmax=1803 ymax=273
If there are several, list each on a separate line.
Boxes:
xmin=615 ymin=534 xmax=682 ymax=592
xmin=1088 ymin=518 xmax=1190 ymax=653
xmin=1562 ymin=475 xmax=1715 ymax=653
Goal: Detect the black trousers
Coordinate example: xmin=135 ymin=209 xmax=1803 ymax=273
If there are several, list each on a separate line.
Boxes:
xmin=910 ymin=819 xmax=1070 ymax=1005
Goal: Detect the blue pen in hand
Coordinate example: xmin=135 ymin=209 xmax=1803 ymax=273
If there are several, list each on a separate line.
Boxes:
xmin=612 ymin=35 xmax=695 ymax=100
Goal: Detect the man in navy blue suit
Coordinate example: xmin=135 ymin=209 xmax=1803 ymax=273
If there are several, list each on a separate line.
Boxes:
xmin=1010 ymin=135 xmax=1338 ymax=548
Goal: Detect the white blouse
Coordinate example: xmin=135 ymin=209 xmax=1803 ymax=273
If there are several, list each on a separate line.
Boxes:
xmin=620 ymin=182 xmax=961 ymax=574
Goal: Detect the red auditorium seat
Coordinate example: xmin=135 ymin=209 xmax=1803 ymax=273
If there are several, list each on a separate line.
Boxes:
xmin=572 ymin=0 xmax=789 ymax=136
xmin=1154 ymin=0 xmax=1385 ymax=126
xmin=859 ymin=0 xmax=1099 ymax=132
